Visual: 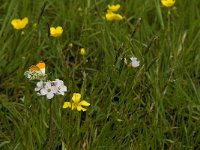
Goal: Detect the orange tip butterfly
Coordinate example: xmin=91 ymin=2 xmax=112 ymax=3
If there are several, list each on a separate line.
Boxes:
xmin=24 ymin=61 xmax=47 ymax=80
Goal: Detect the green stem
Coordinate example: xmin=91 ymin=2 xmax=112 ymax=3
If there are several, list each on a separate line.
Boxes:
xmin=154 ymin=0 xmax=164 ymax=30
xmin=167 ymin=9 xmax=171 ymax=32
xmin=49 ymin=100 xmax=54 ymax=150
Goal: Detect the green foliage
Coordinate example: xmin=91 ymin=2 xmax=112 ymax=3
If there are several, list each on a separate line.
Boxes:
xmin=1 ymin=0 xmax=200 ymax=149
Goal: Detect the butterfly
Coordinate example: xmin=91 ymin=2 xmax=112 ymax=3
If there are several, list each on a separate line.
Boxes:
xmin=24 ymin=61 xmax=47 ymax=80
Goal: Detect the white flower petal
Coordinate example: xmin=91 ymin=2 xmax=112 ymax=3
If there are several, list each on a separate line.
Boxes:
xmin=47 ymin=92 xmax=54 ymax=99
xmin=45 ymin=82 xmax=51 ymax=88
xmin=51 ymin=86 xmax=58 ymax=93
xmin=36 ymin=81 xmax=43 ymax=87
xmin=35 ymin=87 xmax=40 ymax=91
xmin=132 ymin=61 xmax=140 ymax=67
xmin=40 ymin=89 xmax=47 ymax=95
xmin=130 ymin=56 xmax=140 ymax=68
xmin=61 ymin=85 xmax=67 ymax=91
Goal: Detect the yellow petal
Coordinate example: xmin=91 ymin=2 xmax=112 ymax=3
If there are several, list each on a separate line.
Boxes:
xmin=50 ymin=26 xmax=63 ymax=37
xmin=79 ymin=100 xmax=90 ymax=106
xmin=77 ymin=105 xmax=87 ymax=111
xmin=114 ymin=14 xmax=123 ymax=21
xmin=161 ymin=0 xmax=175 ymax=7
xmin=11 ymin=17 xmax=28 ymax=30
xmin=108 ymin=4 xmax=120 ymax=12
xmin=50 ymin=27 xmax=56 ymax=34
xmin=72 ymin=93 xmax=81 ymax=103
xmin=80 ymin=48 xmax=86 ymax=55
xmin=63 ymin=102 xmax=71 ymax=108
xmin=71 ymin=103 xmax=76 ymax=110
xmin=105 ymin=12 xmax=115 ymax=21
xmin=22 ymin=17 xmax=29 ymax=25
xmin=11 ymin=19 xmax=20 ymax=29
xmin=56 ymin=26 xmax=63 ymax=34
xmin=105 ymin=12 xmax=123 ymax=21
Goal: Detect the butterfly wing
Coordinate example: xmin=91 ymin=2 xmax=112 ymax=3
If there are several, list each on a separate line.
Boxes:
xmin=30 ymin=65 xmax=41 ymax=72
xmin=36 ymin=61 xmax=45 ymax=74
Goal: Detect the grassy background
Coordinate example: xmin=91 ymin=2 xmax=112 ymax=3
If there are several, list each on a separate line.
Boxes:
xmin=1 ymin=0 xmax=200 ymax=149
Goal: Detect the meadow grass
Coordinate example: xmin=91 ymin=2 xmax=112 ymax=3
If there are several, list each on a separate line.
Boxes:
xmin=1 ymin=0 xmax=200 ymax=149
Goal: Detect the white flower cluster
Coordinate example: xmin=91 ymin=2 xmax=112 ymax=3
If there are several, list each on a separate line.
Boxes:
xmin=130 ymin=57 xmax=140 ymax=67
xmin=124 ymin=56 xmax=140 ymax=68
xmin=35 ymin=79 xmax=67 ymax=99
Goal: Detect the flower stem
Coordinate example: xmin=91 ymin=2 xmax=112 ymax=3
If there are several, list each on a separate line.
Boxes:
xmin=49 ymin=100 xmax=54 ymax=150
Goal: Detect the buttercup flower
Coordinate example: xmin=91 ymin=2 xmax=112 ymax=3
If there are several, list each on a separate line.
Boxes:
xmin=125 ymin=56 xmax=140 ymax=68
xmin=107 ymin=4 xmax=120 ymax=12
xmin=161 ymin=0 xmax=175 ymax=7
xmin=105 ymin=12 xmax=123 ymax=21
xmin=50 ymin=26 xmax=63 ymax=37
xmin=63 ymin=93 xmax=90 ymax=111
xmin=11 ymin=17 xmax=28 ymax=30
xmin=80 ymin=48 xmax=86 ymax=56
xmin=104 ymin=3 xmax=124 ymax=21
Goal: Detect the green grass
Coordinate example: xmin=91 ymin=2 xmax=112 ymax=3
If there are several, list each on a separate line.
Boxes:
xmin=1 ymin=0 xmax=200 ymax=149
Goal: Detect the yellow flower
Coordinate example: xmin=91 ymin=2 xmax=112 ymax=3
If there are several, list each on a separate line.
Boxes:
xmin=80 ymin=48 xmax=86 ymax=56
xmin=105 ymin=12 xmax=123 ymax=21
xmin=161 ymin=0 xmax=175 ymax=7
xmin=107 ymin=4 xmax=120 ymax=12
xmin=50 ymin=26 xmax=63 ymax=37
xmin=63 ymin=93 xmax=90 ymax=111
xmin=11 ymin=17 xmax=29 ymax=30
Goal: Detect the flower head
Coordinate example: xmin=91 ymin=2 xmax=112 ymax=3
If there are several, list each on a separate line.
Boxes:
xmin=40 ymin=82 xmax=57 ymax=99
xmin=11 ymin=17 xmax=29 ymax=30
xmin=161 ymin=0 xmax=175 ymax=7
xmin=80 ymin=48 xmax=86 ymax=56
xmin=50 ymin=26 xmax=63 ymax=37
xmin=53 ymin=79 xmax=67 ymax=95
xmin=107 ymin=4 xmax=120 ymax=12
xmin=35 ymin=79 xmax=67 ymax=99
xmin=35 ymin=81 xmax=45 ymax=92
xmin=104 ymin=3 xmax=124 ymax=21
xmin=63 ymin=93 xmax=90 ymax=111
xmin=125 ymin=56 xmax=140 ymax=68
xmin=105 ymin=12 xmax=123 ymax=21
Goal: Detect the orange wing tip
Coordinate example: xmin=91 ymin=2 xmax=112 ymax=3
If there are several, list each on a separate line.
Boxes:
xmin=30 ymin=66 xmax=40 ymax=71
xmin=36 ymin=61 xmax=45 ymax=69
